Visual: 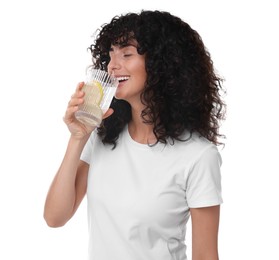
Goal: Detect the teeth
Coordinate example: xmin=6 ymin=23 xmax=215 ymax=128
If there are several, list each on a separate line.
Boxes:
xmin=116 ymin=76 xmax=129 ymax=81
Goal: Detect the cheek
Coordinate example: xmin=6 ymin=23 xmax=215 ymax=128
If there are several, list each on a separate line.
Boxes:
xmin=134 ymin=61 xmax=147 ymax=81
xmin=139 ymin=69 xmax=147 ymax=84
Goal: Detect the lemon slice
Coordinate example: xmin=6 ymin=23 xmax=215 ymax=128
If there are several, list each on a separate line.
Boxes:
xmin=87 ymin=80 xmax=104 ymax=105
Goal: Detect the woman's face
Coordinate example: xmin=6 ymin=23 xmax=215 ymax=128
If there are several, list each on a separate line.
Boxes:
xmin=107 ymin=41 xmax=147 ymax=104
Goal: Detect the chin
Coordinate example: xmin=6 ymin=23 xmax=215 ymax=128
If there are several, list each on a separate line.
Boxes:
xmin=114 ymin=93 xmax=122 ymax=100
xmin=114 ymin=90 xmax=126 ymax=100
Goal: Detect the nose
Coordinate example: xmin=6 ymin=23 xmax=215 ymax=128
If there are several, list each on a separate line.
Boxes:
xmin=108 ymin=56 xmax=121 ymax=74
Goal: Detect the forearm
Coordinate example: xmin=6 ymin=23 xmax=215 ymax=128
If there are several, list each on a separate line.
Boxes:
xmin=192 ymin=235 xmax=219 ymax=260
xmin=192 ymin=251 xmax=219 ymax=260
xmin=191 ymin=206 xmax=220 ymax=260
xmin=44 ymin=135 xmax=89 ymax=227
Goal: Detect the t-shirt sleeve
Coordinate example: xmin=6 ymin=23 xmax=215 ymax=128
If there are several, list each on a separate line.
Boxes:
xmin=80 ymin=130 xmax=97 ymax=165
xmin=185 ymin=145 xmax=223 ymax=208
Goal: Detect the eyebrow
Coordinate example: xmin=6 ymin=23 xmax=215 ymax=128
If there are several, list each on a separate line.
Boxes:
xmin=109 ymin=43 xmax=138 ymax=52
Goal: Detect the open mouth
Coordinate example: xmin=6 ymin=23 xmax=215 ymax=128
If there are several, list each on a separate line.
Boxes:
xmin=116 ymin=76 xmax=130 ymax=83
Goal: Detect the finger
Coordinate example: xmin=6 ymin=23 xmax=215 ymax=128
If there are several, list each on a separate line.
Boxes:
xmin=69 ymin=83 xmax=86 ymax=106
xmin=63 ymin=83 xmax=85 ymax=125
xmin=68 ymin=96 xmax=84 ymax=107
xmin=76 ymin=82 xmax=84 ymax=90
xmin=103 ymin=108 xmax=114 ymax=119
xmin=64 ymin=104 xmax=79 ymax=118
xmin=72 ymin=83 xmax=85 ymax=99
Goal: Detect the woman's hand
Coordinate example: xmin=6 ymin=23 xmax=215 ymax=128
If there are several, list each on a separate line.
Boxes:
xmin=63 ymin=82 xmax=114 ymax=139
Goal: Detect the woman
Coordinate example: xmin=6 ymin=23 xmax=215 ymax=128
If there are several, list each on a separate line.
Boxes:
xmin=44 ymin=10 xmax=226 ymax=260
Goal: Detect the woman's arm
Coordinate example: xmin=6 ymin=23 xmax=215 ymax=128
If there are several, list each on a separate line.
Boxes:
xmin=43 ymin=137 xmax=89 ymax=227
xmin=43 ymin=82 xmax=113 ymax=227
xmin=43 ymin=82 xmax=92 ymax=227
xmin=190 ymin=205 xmax=220 ymax=260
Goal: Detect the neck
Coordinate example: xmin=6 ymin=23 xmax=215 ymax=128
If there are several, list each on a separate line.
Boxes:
xmin=128 ymin=107 xmax=157 ymax=144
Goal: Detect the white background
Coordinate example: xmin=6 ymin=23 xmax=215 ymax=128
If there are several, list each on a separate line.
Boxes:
xmin=0 ymin=0 xmax=278 ymax=259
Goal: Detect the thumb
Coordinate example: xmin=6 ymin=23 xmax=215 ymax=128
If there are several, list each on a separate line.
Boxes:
xmin=103 ymin=108 xmax=114 ymax=119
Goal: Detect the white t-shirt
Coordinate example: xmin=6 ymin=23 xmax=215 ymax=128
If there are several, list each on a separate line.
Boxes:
xmin=81 ymin=126 xmax=223 ymax=260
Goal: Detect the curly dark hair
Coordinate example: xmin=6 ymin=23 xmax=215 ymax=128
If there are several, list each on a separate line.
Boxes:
xmin=88 ymin=10 xmax=226 ymax=148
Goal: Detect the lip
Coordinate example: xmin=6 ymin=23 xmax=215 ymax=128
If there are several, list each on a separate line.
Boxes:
xmin=114 ymin=75 xmax=130 ymax=80
xmin=116 ymin=80 xmax=127 ymax=88
xmin=114 ymin=74 xmax=130 ymax=77
xmin=114 ymin=75 xmax=129 ymax=87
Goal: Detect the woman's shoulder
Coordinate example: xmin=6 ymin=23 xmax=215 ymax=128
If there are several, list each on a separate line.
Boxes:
xmin=171 ymin=131 xmax=220 ymax=162
xmin=174 ymin=131 xmax=215 ymax=149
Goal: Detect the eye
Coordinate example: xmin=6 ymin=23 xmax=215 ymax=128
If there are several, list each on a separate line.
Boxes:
xmin=123 ymin=53 xmax=132 ymax=57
